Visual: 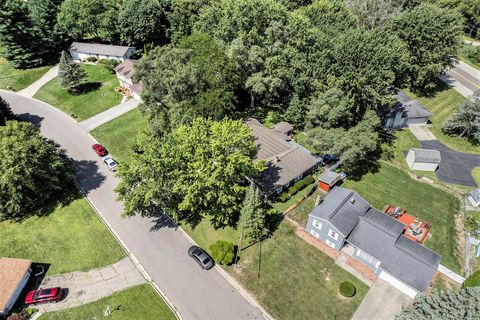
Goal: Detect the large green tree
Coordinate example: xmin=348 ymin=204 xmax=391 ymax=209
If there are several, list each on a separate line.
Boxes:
xmin=56 ymin=0 xmax=120 ymax=42
xmin=168 ymin=0 xmax=209 ymax=44
xmin=135 ymin=33 xmax=238 ymax=134
xmin=0 ymin=121 xmax=75 ymax=220
xmin=58 ymin=51 xmax=87 ymax=93
xmin=0 ymin=0 xmax=41 ymax=68
xmin=347 ymin=0 xmax=404 ymax=29
xmin=239 ymin=183 xmax=270 ymax=245
xmin=0 ymin=97 xmax=15 ymax=126
xmin=116 ymin=118 xmax=264 ymax=227
xmin=118 ymin=0 xmax=170 ymax=47
xmin=390 ymin=3 xmax=464 ymax=89
xmin=396 ymin=287 xmax=480 ymax=319
xmin=442 ymin=90 xmax=480 ymax=142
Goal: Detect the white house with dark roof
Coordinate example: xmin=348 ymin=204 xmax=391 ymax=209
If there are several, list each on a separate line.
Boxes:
xmin=305 ymin=187 xmax=441 ymax=298
xmin=384 ymin=91 xmax=432 ymax=129
xmin=69 ymin=42 xmax=135 ymax=61
xmin=246 ymin=119 xmax=321 ymax=198
xmin=406 ymin=148 xmax=441 ymax=171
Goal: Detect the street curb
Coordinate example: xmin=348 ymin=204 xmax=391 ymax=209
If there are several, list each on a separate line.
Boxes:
xmin=162 ymin=215 xmax=275 ymax=320
xmin=74 ymin=180 xmax=183 ymax=320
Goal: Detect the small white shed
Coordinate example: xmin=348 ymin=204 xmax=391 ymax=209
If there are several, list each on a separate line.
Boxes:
xmin=468 ymin=189 xmax=480 ymax=208
xmin=405 ymin=148 xmax=441 ymax=171
xmin=69 ymin=42 xmax=135 ymax=62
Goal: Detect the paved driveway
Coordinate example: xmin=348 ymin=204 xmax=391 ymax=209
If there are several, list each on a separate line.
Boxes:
xmin=0 ymin=91 xmax=265 ymax=320
xmin=421 ymin=140 xmax=480 ymax=187
xmin=352 ymin=279 xmax=411 ymax=320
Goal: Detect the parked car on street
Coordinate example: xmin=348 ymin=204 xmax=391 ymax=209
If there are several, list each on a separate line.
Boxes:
xmin=103 ymin=157 xmax=117 ymax=171
xmin=25 ymin=287 xmax=63 ymax=305
xmin=188 ymin=246 xmax=215 ymax=270
xmin=92 ymin=144 xmax=108 ymax=156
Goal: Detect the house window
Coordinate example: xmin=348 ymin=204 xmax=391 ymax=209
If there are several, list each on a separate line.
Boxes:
xmin=310 ymin=229 xmax=320 ymax=239
xmin=325 ymin=239 xmax=336 ymax=248
xmin=276 ymin=186 xmax=283 ymax=194
xmin=294 ymin=174 xmax=303 ymax=182
xmin=356 ymin=249 xmax=378 ymax=266
xmin=328 ymin=229 xmax=339 ymax=240
xmin=312 ymin=219 xmax=322 ymax=230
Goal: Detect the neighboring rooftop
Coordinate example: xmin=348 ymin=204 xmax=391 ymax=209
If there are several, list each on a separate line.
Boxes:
xmin=0 ymin=257 xmax=32 ymax=314
xmin=130 ymin=82 xmax=142 ymax=94
xmin=403 ymin=100 xmax=432 ymax=119
xmin=469 ymin=189 xmax=480 ymax=203
xmin=69 ymin=42 xmax=135 ymax=57
xmin=114 ymin=59 xmax=136 ymax=78
xmin=246 ymin=119 xmax=321 ymax=196
xmin=272 ymin=121 xmax=293 ymax=135
xmin=410 ymin=148 xmax=441 ymax=164
xmin=318 ymin=171 xmax=342 ymax=185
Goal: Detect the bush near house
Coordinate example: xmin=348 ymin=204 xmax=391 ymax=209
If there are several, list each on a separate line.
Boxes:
xmin=277 ymin=175 xmax=316 ymax=203
xmin=209 ymin=240 xmax=234 ymax=265
xmin=339 ymin=282 xmax=356 ymax=297
xmin=463 ymin=270 xmax=480 ymax=288
xmin=98 ymin=58 xmax=120 ymax=74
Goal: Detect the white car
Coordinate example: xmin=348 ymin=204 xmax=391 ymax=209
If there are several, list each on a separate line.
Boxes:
xmin=103 ymin=157 xmax=118 ymax=171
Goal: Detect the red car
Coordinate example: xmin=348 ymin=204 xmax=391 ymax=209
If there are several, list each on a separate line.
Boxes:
xmin=25 ymin=287 xmax=63 ymax=305
xmin=92 ymin=144 xmax=108 ymax=156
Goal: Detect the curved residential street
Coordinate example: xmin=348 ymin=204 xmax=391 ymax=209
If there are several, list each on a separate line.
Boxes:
xmin=0 ymin=90 xmax=265 ymax=320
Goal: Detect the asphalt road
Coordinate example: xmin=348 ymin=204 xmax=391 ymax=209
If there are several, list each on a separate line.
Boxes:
xmin=442 ymin=61 xmax=480 ymax=97
xmin=1 ymin=90 xmax=265 ymax=320
xmin=421 ymin=140 xmax=480 ymax=187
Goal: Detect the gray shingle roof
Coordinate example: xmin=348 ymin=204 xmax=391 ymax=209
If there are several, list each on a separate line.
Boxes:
xmin=470 ymin=189 xmax=480 ymax=202
xmin=114 ymin=59 xmax=136 ymax=78
xmin=411 ymin=148 xmax=441 ymax=163
xmin=69 ymin=42 xmax=135 ymax=57
xmin=310 ymin=187 xmax=370 ymax=236
xmin=272 ymin=121 xmax=293 ymax=134
xmin=404 ymin=100 xmax=432 ymax=119
xmin=246 ymin=119 xmax=321 ymax=195
xmin=130 ymin=82 xmax=142 ymax=94
xmin=318 ymin=171 xmax=342 ymax=185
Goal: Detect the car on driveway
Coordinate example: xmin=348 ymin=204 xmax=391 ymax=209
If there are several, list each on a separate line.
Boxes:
xmin=103 ymin=157 xmax=117 ymax=171
xmin=188 ymin=246 xmax=215 ymax=270
xmin=92 ymin=144 xmax=108 ymax=156
xmin=25 ymin=287 xmax=63 ymax=305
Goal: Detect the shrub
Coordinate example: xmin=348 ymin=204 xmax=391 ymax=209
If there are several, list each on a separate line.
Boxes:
xmin=303 ymin=175 xmax=315 ymax=185
xmin=463 ymin=270 xmax=480 ymax=288
xmin=277 ymin=193 xmax=290 ymax=203
xmin=99 ymin=58 xmax=121 ymax=73
xmin=339 ymin=282 xmax=356 ymax=297
xmin=209 ymin=240 xmax=234 ymax=265
xmin=84 ymin=56 xmax=97 ymax=62
xmin=287 ymin=185 xmax=298 ymax=196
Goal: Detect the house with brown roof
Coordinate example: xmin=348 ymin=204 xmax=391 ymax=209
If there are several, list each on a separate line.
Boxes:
xmin=113 ymin=60 xmax=142 ymax=101
xmin=246 ymin=119 xmax=321 ymax=198
xmin=0 ymin=257 xmax=32 ymax=316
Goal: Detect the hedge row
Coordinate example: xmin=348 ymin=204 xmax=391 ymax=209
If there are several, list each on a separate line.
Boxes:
xmin=277 ymin=175 xmax=316 ymax=203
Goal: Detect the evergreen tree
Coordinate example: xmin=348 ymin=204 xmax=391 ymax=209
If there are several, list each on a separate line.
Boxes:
xmin=0 ymin=0 xmax=42 ymax=68
xmin=238 ymin=183 xmax=270 ymax=245
xmin=442 ymin=90 xmax=480 ymax=143
xmin=0 ymin=97 xmax=15 ymax=126
xmin=396 ymin=287 xmax=480 ymax=319
xmin=58 ymin=51 xmax=87 ymax=93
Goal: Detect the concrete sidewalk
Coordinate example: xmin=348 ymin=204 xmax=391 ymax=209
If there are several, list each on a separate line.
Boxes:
xmin=437 ymin=264 xmax=465 ymax=284
xmin=36 ymin=257 xmax=145 ymax=313
xmin=79 ymin=98 xmax=139 ymax=132
xmin=17 ymin=66 xmax=58 ymax=97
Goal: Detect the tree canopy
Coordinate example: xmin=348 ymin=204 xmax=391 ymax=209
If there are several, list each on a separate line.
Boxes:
xmin=116 ymin=118 xmax=264 ymax=227
xmin=58 ymin=51 xmax=88 ymax=93
xmin=442 ymin=90 xmax=480 ymax=143
xmin=0 ymin=121 xmax=75 ymax=220
xmin=0 ymin=97 xmax=15 ymax=126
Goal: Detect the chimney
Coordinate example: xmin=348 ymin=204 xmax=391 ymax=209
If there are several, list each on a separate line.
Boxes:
xmin=275 ymin=156 xmax=280 ymax=163
xmin=349 ymin=197 xmax=355 ymax=204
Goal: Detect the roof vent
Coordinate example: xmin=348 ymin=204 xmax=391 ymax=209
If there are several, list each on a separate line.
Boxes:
xmin=275 ymin=156 xmax=280 ymax=163
xmin=349 ymin=197 xmax=355 ymax=204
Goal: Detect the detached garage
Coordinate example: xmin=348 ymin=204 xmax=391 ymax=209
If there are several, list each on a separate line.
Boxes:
xmin=405 ymin=148 xmax=441 ymax=172
xmin=0 ymin=257 xmax=32 ymax=316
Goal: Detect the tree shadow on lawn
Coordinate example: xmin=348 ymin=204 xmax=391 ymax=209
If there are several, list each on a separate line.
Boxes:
xmin=16 ymin=113 xmax=44 ymax=128
xmin=408 ymin=78 xmax=451 ymax=98
xmin=74 ymin=159 xmax=106 ymax=195
xmin=70 ymin=82 xmax=102 ymax=95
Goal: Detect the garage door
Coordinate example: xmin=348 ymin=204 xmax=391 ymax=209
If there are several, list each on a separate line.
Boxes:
xmin=378 ymin=270 xmax=418 ymax=298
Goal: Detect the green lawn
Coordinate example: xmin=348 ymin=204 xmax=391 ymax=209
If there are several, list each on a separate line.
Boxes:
xmin=388 ymin=129 xmax=421 ymax=170
xmin=404 ymin=86 xmax=480 ymax=154
xmin=184 ymin=220 xmax=368 ymax=320
xmin=34 ymin=64 xmax=122 ymax=121
xmin=91 ymin=108 xmax=147 ymax=163
xmin=285 ymin=188 xmax=324 ymax=225
xmin=460 ymin=55 xmax=480 ymax=70
xmin=0 ymin=57 xmax=52 ymax=91
xmin=273 ymin=181 xmax=317 ymax=213
xmin=0 ymin=191 xmax=125 ymax=275
xmin=38 ymin=284 xmax=176 ymax=320
xmin=343 ymin=163 xmax=462 ymax=273
xmin=473 ymin=167 xmax=480 ymax=187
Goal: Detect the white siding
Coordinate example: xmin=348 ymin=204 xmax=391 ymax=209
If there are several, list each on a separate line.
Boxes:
xmin=405 ymin=150 xmax=415 ymax=169
xmin=1 ymin=270 xmax=31 ymax=316
xmin=132 ymin=91 xmax=142 ymax=102
xmin=378 ymin=270 xmax=418 ymax=298
xmin=69 ymin=50 xmax=127 ymax=61
xmin=411 ymin=162 xmax=439 ymax=172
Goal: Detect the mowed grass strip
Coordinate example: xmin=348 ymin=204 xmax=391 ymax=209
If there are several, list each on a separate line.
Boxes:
xmin=39 ymin=284 xmax=176 ymax=320
xmin=34 ymin=64 xmax=122 ymax=121
xmin=91 ymin=108 xmax=147 ymax=163
xmin=0 ymin=57 xmax=52 ymax=91
xmin=184 ymin=220 xmax=368 ymax=320
xmin=473 ymin=167 xmax=480 ymax=187
xmin=343 ymin=163 xmax=462 ymax=273
xmin=404 ymin=85 xmax=480 ymax=154
xmin=0 ymin=190 xmax=125 ymax=275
